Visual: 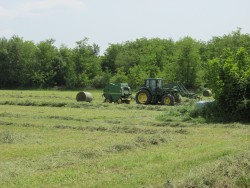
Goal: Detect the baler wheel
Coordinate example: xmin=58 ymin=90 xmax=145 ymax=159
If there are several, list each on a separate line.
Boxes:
xmin=104 ymin=98 xmax=112 ymax=103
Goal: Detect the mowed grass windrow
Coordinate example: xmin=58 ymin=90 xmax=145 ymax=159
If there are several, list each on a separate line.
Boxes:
xmin=0 ymin=90 xmax=249 ymax=187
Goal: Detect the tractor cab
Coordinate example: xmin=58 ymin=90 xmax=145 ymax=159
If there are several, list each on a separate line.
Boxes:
xmin=145 ymin=78 xmax=162 ymax=91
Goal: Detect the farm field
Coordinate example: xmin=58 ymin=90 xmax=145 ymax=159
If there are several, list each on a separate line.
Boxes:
xmin=0 ymin=90 xmax=249 ymax=188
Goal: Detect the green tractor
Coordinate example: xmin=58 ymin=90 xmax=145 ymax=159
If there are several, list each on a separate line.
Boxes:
xmin=135 ymin=78 xmax=181 ymax=105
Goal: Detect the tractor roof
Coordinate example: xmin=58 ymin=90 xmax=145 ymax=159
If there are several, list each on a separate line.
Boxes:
xmin=144 ymin=78 xmax=162 ymax=80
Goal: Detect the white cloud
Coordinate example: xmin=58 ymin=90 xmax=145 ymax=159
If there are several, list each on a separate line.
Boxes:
xmin=0 ymin=0 xmax=86 ymax=18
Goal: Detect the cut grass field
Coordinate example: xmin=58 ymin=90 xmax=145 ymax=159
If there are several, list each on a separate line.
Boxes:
xmin=0 ymin=90 xmax=249 ymax=187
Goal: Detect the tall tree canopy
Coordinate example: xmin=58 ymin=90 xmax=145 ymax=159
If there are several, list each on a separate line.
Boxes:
xmin=1 ymin=30 xmax=250 ymax=91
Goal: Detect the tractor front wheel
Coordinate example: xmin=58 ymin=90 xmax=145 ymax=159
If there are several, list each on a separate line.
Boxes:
xmin=161 ymin=94 xmax=174 ymax=106
xmin=135 ymin=90 xmax=151 ymax=105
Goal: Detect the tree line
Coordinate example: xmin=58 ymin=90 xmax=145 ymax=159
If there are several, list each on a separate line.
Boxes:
xmin=1 ymin=29 xmax=250 ymax=121
xmin=0 ymin=37 xmax=100 ymax=89
xmin=0 ymin=29 xmax=249 ymax=91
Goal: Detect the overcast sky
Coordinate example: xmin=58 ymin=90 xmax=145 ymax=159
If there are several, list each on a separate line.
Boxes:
xmin=0 ymin=0 xmax=249 ymax=54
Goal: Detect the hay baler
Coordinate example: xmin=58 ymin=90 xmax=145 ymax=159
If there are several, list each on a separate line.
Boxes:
xmin=103 ymin=83 xmax=132 ymax=104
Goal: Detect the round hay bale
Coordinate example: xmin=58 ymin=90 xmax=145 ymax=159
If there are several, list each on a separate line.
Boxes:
xmin=203 ymin=89 xmax=212 ymax=97
xmin=76 ymin=91 xmax=93 ymax=102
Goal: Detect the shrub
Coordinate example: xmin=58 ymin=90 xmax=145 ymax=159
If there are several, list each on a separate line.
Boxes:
xmin=205 ymin=47 xmax=250 ymax=122
xmin=91 ymin=71 xmax=111 ymax=89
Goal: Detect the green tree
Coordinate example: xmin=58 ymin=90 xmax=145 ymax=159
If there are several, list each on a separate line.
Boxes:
xmin=0 ymin=37 xmax=10 ymax=87
xmin=206 ymin=47 xmax=250 ymax=121
xmin=127 ymin=65 xmax=149 ymax=89
xmin=110 ymin=69 xmax=128 ymax=83
xmin=205 ymin=28 xmax=250 ymax=61
xmin=0 ymin=36 xmax=38 ymax=88
xmin=91 ymin=71 xmax=111 ymax=89
xmin=175 ymin=37 xmax=202 ymax=89
xmin=59 ymin=45 xmax=76 ymax=88
xmin=101 ymin=44 xmax=122 ymax=73
xmin=18 ymin=40 xmax=38 ymax=87
xmin=34 ymin=39 xmax=60 ymax=87
xmin=0 ymin=36 xmax=25 ymax=87
xmin=102 ymin=38 xmax=176 ymax=88
xmin=72 ymin=38 xmax=101 ymax=88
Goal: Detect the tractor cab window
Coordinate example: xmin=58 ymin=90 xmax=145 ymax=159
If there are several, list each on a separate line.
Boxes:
xmin=145 ymin=80 xmax=150 ymax=88
xmin=157 ymin=79 xmax=162 ymax=88
xmin=150 ymin=80 xmax=156 ymax=90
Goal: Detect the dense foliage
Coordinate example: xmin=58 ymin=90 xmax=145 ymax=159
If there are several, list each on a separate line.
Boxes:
xmin=1 ymin=29 xmax=249 ymax=90
xmin=1 ymin=29 xmax=250 ymax=121
xmin=198 ymin=47 xmax=250 ymax=121
xmin=0 ymin=37 xmax=101 ymax=88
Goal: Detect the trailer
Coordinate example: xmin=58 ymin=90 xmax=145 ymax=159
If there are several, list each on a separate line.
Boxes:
xmin=103 ymin=83 xmax=132 ymax=104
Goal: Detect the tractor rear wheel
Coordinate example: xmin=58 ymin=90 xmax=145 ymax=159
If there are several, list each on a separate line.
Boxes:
xmin=135 ymin=90 xmax=151 ymax=105
xmin=161 ymin=94 xmax=174 ymax=106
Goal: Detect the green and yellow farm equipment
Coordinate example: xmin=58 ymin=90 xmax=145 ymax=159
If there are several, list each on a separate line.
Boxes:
xmin=135 ymin=78 xmax=201 ymax=105
xmin=135 ymin=78 xmax=181 ymax=105
xmin=103 ymin=83 xmax=132 ymax=104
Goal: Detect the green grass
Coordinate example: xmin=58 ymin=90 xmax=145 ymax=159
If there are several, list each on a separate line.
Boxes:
xmin=0 ymin=90 xmax=249 ymax=187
